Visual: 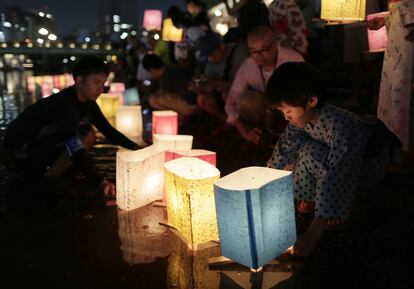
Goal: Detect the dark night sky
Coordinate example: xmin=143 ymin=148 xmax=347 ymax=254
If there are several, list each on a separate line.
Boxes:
xmin=1 ymin=0 xmax=185 ymax=36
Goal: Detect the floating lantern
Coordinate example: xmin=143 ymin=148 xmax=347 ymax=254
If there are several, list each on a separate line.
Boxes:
xmin=153 ymin=134 xmax=193 ymax=151
xmin=109 ymin=82 xmax=125 ymax=105
xmin=214 ymin=167 xmax=296 ymax=269
xmin=116 ymin=105 xmax=143 ymax=143
xmin=321 ymin=0 xmax=366 ymax=23
xmin=162 ymin=18 xmax=183 ymax=42
xmin=367 ymin=11 xmax=389 ymax=52
xmin=165 ymin=149 xmax=216 ymax=166
xmin=118 ymin=203 xmax=170 ymax=264
xmin=164 ymin=157 xmax=220 ymax=248
xmin=124 ymin=87 xmax=140 ymax=105
xmin=143 ymin=9 xmax=163 ymax=31
xmin=96 ymin=94 xmax=120 ymax=126
xmin=116 ymin=146 xmax=165 ymax=210
xmin=152 ymin=110 xmax=178 ymax=137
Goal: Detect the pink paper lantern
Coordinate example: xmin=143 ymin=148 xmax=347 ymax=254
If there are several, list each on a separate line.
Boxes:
xmin=367 ymin=11 xmax=389 ymax=52
xmin=152 ymin=110 xmax=178 ymax=138
xmin=110 ymin=82 xmax=126 ymax=105
xmin=165 ymin=149 xmax=217 ymax=167
xmin=143 ymin=10 xmax=163 ymax=31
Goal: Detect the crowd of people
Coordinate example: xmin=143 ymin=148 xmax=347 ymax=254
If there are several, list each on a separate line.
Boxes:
xmin=2 ymin=0 xmax=413 ymax=260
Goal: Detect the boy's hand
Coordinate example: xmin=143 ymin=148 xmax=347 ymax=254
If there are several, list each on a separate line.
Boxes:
xmin=292 ymin=231 xmax=319 ymax=256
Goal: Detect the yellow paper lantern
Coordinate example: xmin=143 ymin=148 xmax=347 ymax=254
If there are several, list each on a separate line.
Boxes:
xmin=164 ymin=157 xmax=220 ymax=248
xmin=96 ymin=94 xmax=120 ymax=126
xmin=321 ymin=0 xmax=366 ymax=23
xmin=116 ymin=145 xmax=165 ymax=210
xmin=153 ymin=134 xmax=193 ymax=151
xmin=118 ymin=203 xmax=170 ymax=264
xmin=116 ymin=105 xmax=143 ymax=143
xmin=162 ymin=18 xmax=183 ymax=42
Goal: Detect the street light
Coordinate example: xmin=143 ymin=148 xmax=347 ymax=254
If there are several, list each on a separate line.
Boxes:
xmin=38 ymin=28 xmax=48 ymax=35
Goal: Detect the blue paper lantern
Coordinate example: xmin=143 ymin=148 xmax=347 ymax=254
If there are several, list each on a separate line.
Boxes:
xmin=214 ymin=167 xmax=296 ymax=269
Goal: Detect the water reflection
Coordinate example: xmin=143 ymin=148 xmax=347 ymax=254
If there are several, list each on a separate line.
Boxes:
xmin=117 ymin=201 xmax=296 ymax=289
xmin=117 ymin=202 xmax=170 ymax=264
xmin=0 ymin=70 xmax=34 ymax=130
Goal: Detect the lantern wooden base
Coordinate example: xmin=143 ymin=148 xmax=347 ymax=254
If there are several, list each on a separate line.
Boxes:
xmin=208 ymin=253 xmax=302 ymax=272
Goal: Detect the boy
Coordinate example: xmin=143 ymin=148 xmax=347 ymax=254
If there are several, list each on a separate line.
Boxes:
xmin=3 ymin=55 xmax=140 ymax=197
xmin=266 ymin=62 xmax=399 ymax=256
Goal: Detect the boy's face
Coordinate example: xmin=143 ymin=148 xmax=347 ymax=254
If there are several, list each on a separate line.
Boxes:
xmin=76 ymin=72 xmax=108 ymax=102
xmin=276 ymin=100 xmax=318 ymax=128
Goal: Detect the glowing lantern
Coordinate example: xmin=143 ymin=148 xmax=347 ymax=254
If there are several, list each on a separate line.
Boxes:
xmin=321 ymin=0 xmax=366 ymax=23
xmin=164 ymin=157 xmax=220 ymax=248
xmin=367 ymin=11 xmax=389 ymax=52
xmin=165 ymin=149 xmax=216 ymax=166
xmin=116 ymin=105 xmax=143 ymax=143
xmin=162 ymin=18 xmax=183 ymax=42
xmin=124 ymin=87 xmax=140 ymax=105
xmin=109 ymin=82 xmax=126 ymax=105
xmin=64 ymin=73 xmax=75 ymax=87
xmin=118 ymin=203 xmax=170 ymax=264
xmin=214 ymin=167 xmax=296 ymax=269
xmin=152 ymin=110 xmax=178 ymax=137
xmin=40 ymin=75 xmax=53 ymax=97
xmin=143 ymin=9 xmax=162 ymax=31
xmin=96 ymin=94 xmax=120 ymax=126
xmin=153 ymin=134 xmax=193 ymax=151
xmin=116 ymin=145 xmax=165 ymax=210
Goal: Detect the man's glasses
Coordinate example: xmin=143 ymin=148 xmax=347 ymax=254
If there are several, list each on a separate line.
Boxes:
xmin=248 ymin=39 xmax=275 ymax=56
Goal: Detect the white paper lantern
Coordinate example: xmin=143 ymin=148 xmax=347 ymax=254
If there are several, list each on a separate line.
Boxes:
xmin=153 ymin=134 xmax=193 ymax=151
xmin=116 ymin=145 xmax=165 ymax=210
xmin=116 ymin=105 xmax=143 ymax=143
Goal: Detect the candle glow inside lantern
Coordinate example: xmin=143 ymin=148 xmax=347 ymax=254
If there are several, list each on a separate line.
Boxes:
xmin=109 ymin=82 xmax=126 ymax=105
xmin=153 ymin=134 xmax=193 ymax=151
xmin=143 ymin=9 xmax=163 ymax=31
xmin=162 ymin=18 xmax=184 ymax=42
xmin=116 ymin=146 xmax=165 ymax=210
xmin=214 ymin=167 xmax=296 ymax=269
xmin=152 ymin=110 xmax=178 ymax=137
xmin=116 ymin=105 xmax=143 ymax=143
xmin=164 ymin=157 xmax=220 ymax=248
xmin=367 ymin=11 xmax=389 ymax=52
xmin=165 ymin=149 xmax=216 ymax=166
xmin=321 ymin=0 xmax=366 ymax=23
xmin=96 ymin=94 xmax=120 ymax=126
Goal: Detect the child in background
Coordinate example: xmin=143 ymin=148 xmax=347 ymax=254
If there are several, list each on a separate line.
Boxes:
xmin=266 ymin=62 xmax=400 ymax=256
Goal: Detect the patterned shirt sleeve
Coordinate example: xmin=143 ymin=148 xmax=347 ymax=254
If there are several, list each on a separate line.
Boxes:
xmin=267 ymin=124 xmax=311 ymax=169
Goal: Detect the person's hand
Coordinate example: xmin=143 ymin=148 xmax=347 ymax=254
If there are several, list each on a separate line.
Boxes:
xmin=292 ymin=216 xmax=327 ymax=256
xmin=100 ymin=179 xmax=116 ymax=197
xmin=367 ymin=17 xmax=385 ymax=30
xmin=242 ymin=127 xmax=263 ymax=145
xmin=292 ymin=231 xmax=320 ymax=256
